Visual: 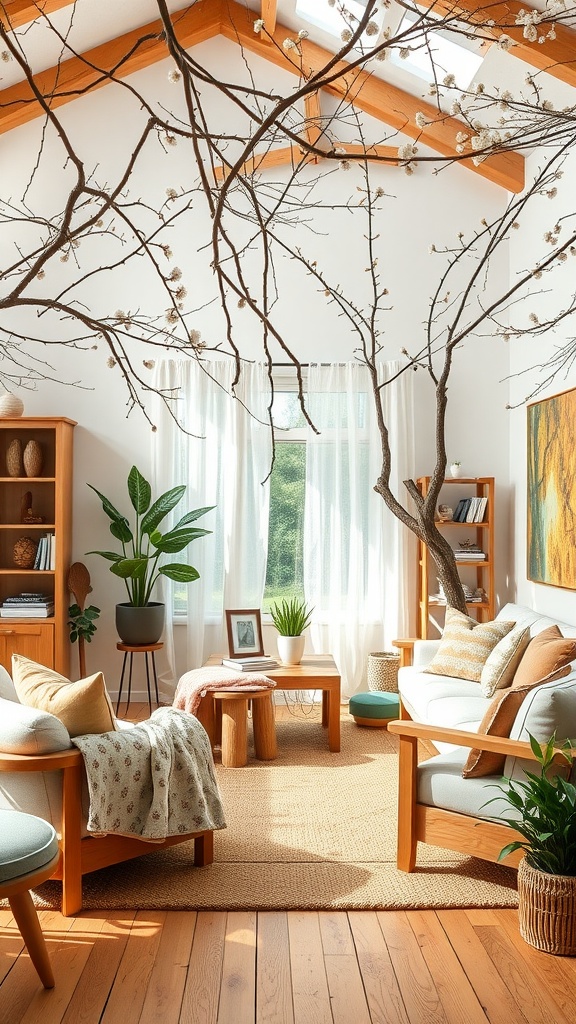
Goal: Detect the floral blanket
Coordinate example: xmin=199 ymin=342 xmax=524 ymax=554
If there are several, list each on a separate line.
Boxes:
xmin=72 ymin=707 xmax=226 ymax=841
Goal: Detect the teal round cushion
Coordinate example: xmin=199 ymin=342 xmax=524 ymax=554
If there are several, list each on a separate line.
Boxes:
xmin=350 ymin=691 xmax=400 ymax=719
xmin=0 ymin=810 xmax=58 ymax=884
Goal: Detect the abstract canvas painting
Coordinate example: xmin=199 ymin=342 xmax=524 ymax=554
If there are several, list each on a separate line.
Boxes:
xmin=527 ymin=387 xmax=576 ymax=589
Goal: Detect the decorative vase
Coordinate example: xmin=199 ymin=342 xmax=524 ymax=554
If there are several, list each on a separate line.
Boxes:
xmin=6 ymin=438 xmax=23 ymax=477
xmin=277 ymin=634 xmax=305 ymax=666
xmin=13 ymin=536 xmax=37 ymax=569
xmin=115 ymin=602 xmax=165 ymax=645
xmin=518 ymin=857 xmax=576 ymax=955
xmin=0 ymin=393 xmax=24 ymax=418
xmin=23 ymin=440 xmax=43 ymax=477
xmin=449 ymin=463 xmax=461 ymax=478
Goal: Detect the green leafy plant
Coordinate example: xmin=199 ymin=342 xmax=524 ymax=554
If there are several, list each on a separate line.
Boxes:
xmin=269 ymin=597 xmax=313 ymax=636
xmin=487 ymin=734 xmax=576 ymax=876
xmin=87 ymin=465 xmax=214 ymax=607
xmin=68 ymin=603 xmax=100 ymax=644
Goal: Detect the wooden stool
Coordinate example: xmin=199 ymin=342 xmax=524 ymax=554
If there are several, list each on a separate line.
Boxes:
xmin=208 ymin=691 xmax=277 ymax=768
xmin=0 ymin=810 xmax=60 ymax=989
xmin=116 ymin=642 xmax=163 ymax=715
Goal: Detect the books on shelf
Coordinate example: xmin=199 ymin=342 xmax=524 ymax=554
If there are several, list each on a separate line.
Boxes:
xmin=1 ymin=592 xmax=55 ymax=617
xmin=222 ymin=656 xmax=278 ymax=672
xmin=32 ymin=533 xmax=55 ymax=571
xmin=452 ymin=496 xmax=488 ymax=523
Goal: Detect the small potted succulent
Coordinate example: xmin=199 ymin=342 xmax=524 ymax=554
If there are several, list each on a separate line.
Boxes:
xmin=269 ymin=597 xmax=313 ymax=666
xmin=449 ymin=460 xmax=462 ymax=478
xmin=491 ymin=734 xmax=576 ymax=955
xmin=87 ymin=465 xmax=213 ymax=645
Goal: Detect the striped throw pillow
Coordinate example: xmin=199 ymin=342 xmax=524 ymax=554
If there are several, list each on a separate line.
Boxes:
xmin=425 ymin=608 xmax=515 ymax=683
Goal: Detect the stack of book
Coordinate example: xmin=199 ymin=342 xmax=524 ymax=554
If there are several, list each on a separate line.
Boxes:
xmin=452 ymin=497 xmax=488 ymax=523
xmin=453 ymin=545 xmax=486 ymax=562
xmin=221 ymin=655 xmax=278 ymax=672
xmin=1 ymin=592 xmax=55 ymax=617
xmin=33 ymin=533 xmax=55 ymax=570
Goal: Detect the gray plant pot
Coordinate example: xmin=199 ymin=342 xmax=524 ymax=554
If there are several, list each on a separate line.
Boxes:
xmin=115 ymin=602 xmax=165 ymax=646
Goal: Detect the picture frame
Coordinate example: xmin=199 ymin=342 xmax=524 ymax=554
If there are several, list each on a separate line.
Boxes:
xmin=527 ymin=386 xmax=576 ymax=590
xmin=225 ymin=609 xmax=264 ymax=658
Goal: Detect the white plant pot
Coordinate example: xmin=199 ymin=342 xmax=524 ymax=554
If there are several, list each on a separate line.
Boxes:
xmin=449 ymin=464 xmax=461 ymax=478
xmin=277 ymin=635 xmax=305 ymax=666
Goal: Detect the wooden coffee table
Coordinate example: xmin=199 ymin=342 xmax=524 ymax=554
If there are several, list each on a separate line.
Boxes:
xmin=205 ymin=654 xmax=341 ymax=752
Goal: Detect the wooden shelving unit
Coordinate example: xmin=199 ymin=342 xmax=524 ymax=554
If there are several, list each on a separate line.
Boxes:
xmin=0 ymin=417 xmax=75 ymax=674
xmin=417 ymin=476 xmax=495 ymax=639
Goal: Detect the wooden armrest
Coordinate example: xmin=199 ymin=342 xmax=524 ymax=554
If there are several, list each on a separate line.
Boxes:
xmin=391 ymin=639 xmax=421 ymax=668
xmin=0 ymin=748 xmax=83 ymax=772
xmin=387 ymin=720 xmax=541 ymax=761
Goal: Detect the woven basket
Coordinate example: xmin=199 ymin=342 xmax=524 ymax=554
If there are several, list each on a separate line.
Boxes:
xmin=518 ymin=857 xmax=576 ymax=955
xmin=367 ymin=651 xmax=400 ymax=692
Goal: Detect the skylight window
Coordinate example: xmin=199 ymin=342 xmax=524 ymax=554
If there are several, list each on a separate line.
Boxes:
xmin=296 ymin=0 xmax=381 ymax=42
xmin=389 ymin=9 xmax=484 ymax=89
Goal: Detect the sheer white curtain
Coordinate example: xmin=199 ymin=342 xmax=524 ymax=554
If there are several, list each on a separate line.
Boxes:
xmin=151 ymin=360 xmax=272 ymax=691
xmin=304 ymin=362 xmax=414 ymax=697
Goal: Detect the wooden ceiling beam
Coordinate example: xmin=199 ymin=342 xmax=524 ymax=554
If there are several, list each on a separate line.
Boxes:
xmin=0 ymin=0 xmax=220 ymax=135
xmin=0 ymin=0 xmax=74 ymax=30
xmin=222 ymin=0 xmax=524 ymax=192
xmin=259 ymin=0 xmax=277 ymax=41
xmin=422 ymin=0 xmax=576 ymax=89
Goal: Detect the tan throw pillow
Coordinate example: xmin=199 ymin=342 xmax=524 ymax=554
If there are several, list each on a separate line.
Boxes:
xmin=462 ymin=665 xmax=571 ymax=779
xmin=425 ymin=607 xmax=515 ymax=682
xmin=12 ymin=655 xmax=116 ymax=738
xmin=479 ymin=626 xmax=531 ymax=698
xmin=512 ymin=625 xmax=576 ymax=688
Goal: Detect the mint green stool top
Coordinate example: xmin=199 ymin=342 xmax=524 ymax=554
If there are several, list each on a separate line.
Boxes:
xmin=349 ymin=691 xmax=400 ymax=727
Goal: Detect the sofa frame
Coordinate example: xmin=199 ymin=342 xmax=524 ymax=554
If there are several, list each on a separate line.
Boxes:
xmin=0 ymin=747 xmax=214 ymax=916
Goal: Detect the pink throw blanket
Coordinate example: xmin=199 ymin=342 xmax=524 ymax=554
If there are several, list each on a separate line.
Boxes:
xmin=174 ymin=666 xmax=276 ymax=716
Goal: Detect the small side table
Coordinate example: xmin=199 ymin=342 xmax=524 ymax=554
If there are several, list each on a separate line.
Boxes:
xmin=116 ymin=642 xmax=163 ymax=716
xmin=200 ymin=690 xmax=277 ymax=768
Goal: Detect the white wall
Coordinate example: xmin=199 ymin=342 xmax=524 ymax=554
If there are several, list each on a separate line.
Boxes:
xmin=508 ymin=146 xmax=576 ymax=624
xmin=2 ymin=36 xmax=513 ymax=692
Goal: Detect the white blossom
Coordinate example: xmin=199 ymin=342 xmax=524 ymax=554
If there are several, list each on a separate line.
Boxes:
xmin=415 ymin=112 xmax=429 ymax=129
xmin=168 ymin=68 xmax=181 ymax=83
xmin=442 ymin=73 xmax=456 ymax=88
xmin=529 ymin=313 xmax=539 ymax=324
xmin=107 ymin=357 xmax=116 ymax=368
xmin=166 ymin=187 xmax=178 ymax=200
xmin=175 ymin=285 xmax=187 ymax=301
xmin=1 ymin=51 xmax=11 ymax=62
xmin=36 ymin=268 xmax=45 ymax=279
xmin=365 ymin=21 xmax=379 ymax=36
xmin=283 ymin=38 xmax=297 ymax=50
xmin=557 ymin=251 xmax=568 ymax=261
xmin=497 ymin=34 xmax=514 ymax=50
xmin=169 ymin=266 xmax=182 ymax=281
xmin=143 ymin=360 xmax=155 ymax=369
xmin=253 ymin=18 xmax=264 ymax=33
xmin=165 ymin=308 xmax=179 ymax=324
xmin=189 ymin=329 xmax=203 ymax=347
xmin=161 ymin=245 xmax=173 ymax=259
xmin=341 ymin=29 xmax=352 ymax=42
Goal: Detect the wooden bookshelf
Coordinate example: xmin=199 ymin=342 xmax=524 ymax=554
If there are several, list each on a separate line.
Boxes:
xmin=417 ymin=476 xmax=495 ymax=639
xmin=0 ymin=417 xmax=75 ymax=674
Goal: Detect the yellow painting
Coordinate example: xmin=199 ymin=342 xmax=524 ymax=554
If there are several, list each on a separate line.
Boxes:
xmin=527 ymin=387 xmax=576 ymax=589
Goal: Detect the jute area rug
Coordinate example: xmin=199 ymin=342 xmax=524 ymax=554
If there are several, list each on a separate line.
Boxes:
xmin=34 ymin=716 xmax=519 ymax=911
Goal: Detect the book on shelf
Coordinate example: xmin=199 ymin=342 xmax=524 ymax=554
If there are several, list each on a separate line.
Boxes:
xmin=32 ymin=533 xmax=55 ymax=571
xmin=221 ymin=656 xmax=278 ymax=671
xmin=3 ymin=592 xmax=54 ymax=604
xmin=1 ymin=605 xmax=54 ymax=617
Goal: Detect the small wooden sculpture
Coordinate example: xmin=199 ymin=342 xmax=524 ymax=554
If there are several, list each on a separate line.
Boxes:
xmin=20 ymin=491 xmax=44 ymax=524
xmin=67 ymin=562 xmax=99 ymax=677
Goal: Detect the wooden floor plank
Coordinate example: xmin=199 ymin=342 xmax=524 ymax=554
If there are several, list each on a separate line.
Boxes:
xmin=474 ymin=923 xmax=558 ymax=1024
xmin=324 ymin=952 xmax=372 ymax=1024
xmin=287 ymin=912 xmax=332 ymax=1024
xmin=139 ymin=911 xmax=196 ymax=1024
xmin=217 ymin=911 xmax=256 ymax=1024
xmin=377 ymin=911 xmax=449 ymax=1024
xmin=348 ymin=911 xmax=410 ymax=1024
xmin=319 ymin=911 xmax=355 ymax=955
xmin=60 ymin=913 xmax=137 ymax=1024
xmin=407 ymin=911 xmax=488 ymax=1024
xmin=0 ymin=910 xmax=25 ymax=985
xmin=256 ymin=912 xmax=294 ymax=1024
xmin=493 ymin=909 xmax=576 ymax=1022
xmin=180 ymin=911 xmax=226 ymax=1024
xmin=438 ymin=910 xmax=531 ymax=1024
xmin=100 ymin=911 xmax=167 ymax=1024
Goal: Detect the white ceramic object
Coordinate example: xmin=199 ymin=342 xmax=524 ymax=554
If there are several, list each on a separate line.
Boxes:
xmin=277 ymin=634 xmax=305 ymax=666
xmin=449 ymin=463 xmax=461 ymax=478
xmin=0 ymin=393 xmax=24 ymax=418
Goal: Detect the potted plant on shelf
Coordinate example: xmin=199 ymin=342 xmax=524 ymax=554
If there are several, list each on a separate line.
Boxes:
xmin=492 ymin=733 xmax=576 ymax=955
xmin=449 ymin=460 xmax=462 ymax=478
xmin=87 ymin=465 xmax=213 ymax=645
xmin=269 ymin=597 xmax=313 ymax=666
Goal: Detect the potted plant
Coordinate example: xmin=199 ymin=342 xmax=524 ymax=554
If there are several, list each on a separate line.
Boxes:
xmin=449 ymin=460 xmax=462 ymax=478
xmin=87 ymin=465 xmax=213 ymax=645
xmin=492 ymin=733 xmax=576 ymax=955
xmin=269 ymin=597 xmax=313 ymax=666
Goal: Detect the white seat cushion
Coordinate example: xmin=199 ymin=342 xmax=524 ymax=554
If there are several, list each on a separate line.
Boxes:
xmin=399 ymin=666 xmax=489 ymax=731
xmin=418 ymin=748 xmax=519 ymax=821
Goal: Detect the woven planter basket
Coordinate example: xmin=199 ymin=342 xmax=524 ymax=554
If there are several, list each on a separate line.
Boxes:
xmin=367 ymin=652 xmax=400 ymax=692
xmin=518 ymin=857 xmax=576 ymax=955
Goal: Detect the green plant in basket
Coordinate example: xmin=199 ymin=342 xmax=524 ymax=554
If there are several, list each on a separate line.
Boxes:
xmin=87 ymin=465 xmax=214 ymax=606
xmin=269 ymin=597 xmax=313 ymax=636
xmin=488 ymin=733 xmax=576 ymax=875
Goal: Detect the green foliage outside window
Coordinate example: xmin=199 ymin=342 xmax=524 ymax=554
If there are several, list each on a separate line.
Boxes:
xmin=263 ymin=441 xmax=306 ymax=612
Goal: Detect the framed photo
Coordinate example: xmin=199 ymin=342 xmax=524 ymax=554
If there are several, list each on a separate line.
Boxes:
xmin=225 ymin=609 xmax=264 ymax=658
xmin=527 ymin=386 xmax=576 ymax=589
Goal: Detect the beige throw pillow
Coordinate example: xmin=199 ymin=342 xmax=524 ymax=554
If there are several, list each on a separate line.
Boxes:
xmin=512 ymin=625 xmax=576 ymax=688
xmin=425 ymin=608 xmax=515 ymax=683
xmin=479 ymin=626 xmax=531 ymax=698
xmin=462 ymin=665 xmax=571 ymax=779
xmin=12 ymin=655 xmax=116 ymax=738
